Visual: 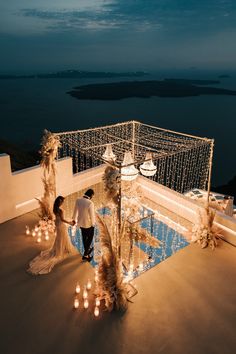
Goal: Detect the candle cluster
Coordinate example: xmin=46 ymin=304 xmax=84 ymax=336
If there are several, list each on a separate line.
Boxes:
xmin=25 ymin=218 xmax=55 ymax=243
xmin=73 ymin=267 xmax=100 ymax=317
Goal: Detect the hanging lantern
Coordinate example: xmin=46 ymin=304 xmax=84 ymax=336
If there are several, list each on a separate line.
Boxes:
xmin=139 ymin=152 xmax=157 ymax=177
xmin=102 ymin=144 xmax=116 ymax=162
xmin=121 ymin=151 xmax=139 ymax=181
xmin=84 ymin=299 xmax=89 ymax=309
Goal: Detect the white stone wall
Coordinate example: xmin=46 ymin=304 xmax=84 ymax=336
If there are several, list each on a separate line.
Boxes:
xmin=0 ymin=154 xmax=105 ymax=224
xmin=137 ymin=175 xmax=236 ymax=244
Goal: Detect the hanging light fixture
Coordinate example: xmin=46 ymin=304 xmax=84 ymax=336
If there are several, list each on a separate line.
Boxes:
xmin=139 ymin=152 xmax=157 ymax=177
xmin=102 ymin=144 xmax=116 ymax=162
xmin=121 ymin=151 xmax=139 ymax=181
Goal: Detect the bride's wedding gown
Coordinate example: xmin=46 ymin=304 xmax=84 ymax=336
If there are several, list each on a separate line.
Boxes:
xmin=27 ymin=214 xmax=78 ymax=275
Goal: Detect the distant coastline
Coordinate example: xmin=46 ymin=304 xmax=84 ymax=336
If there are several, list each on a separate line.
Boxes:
xmin=0 ymin=70 xmax=148 ymax=80
xmin=67 ymin=79 xmax=236 ymax=100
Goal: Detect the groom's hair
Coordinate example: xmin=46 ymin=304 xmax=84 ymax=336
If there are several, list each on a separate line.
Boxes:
xmin=84 ymin=189 xmax=94 ymax=198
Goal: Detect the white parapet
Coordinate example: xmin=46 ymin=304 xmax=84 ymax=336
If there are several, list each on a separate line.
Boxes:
xmin=0 ymin=154 xmax=105 ymax=224
xmin=137 ymin=175 xmax=236 ymax=244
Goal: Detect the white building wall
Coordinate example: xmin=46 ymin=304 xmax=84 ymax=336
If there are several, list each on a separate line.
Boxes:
xmin=0 ymin=154 xmax=105 ymax=224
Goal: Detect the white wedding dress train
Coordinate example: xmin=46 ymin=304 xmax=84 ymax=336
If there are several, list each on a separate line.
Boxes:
xmin=27 ymin=215 xmax=78 ymax=275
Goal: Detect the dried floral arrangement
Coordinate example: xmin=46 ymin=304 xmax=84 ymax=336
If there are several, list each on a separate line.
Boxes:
xmin=124 ymin=221 xmax=160 ymax=248
xmin=102 ymin=165 xmax=120 ymax=203
xmin=37 ymin=130 xmax=60 ymax=220
xmin=191 ymin=206 xmax=222 ymax=250
xmin=96 ymin=214 xmax=136 ymax=312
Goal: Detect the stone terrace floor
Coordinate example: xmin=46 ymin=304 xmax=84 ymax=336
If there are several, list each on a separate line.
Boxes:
xmin=1 ymin=209 xmax=236 ymax=354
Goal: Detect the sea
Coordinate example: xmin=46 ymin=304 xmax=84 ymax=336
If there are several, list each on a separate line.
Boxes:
xmin=0 ymin=70 xmax=236 ymax=187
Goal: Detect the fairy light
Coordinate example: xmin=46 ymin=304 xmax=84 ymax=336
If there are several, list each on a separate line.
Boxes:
xmin=55 ymin=121 xmax=212 ymax=196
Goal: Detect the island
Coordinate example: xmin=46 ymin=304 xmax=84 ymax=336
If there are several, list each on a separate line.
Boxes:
xmin=67 ymin=79 xmax=236 ymax=100
xmin=218 ymin=74 xmax=230 ymax=79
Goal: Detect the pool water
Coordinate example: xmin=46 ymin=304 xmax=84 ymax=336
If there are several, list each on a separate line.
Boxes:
xmin=69 ymin=206 xmax=189 ymax=279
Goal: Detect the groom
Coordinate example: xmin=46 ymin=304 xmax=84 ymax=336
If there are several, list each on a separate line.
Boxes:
xmin=72 ymin=189 xmax=95 ymax=262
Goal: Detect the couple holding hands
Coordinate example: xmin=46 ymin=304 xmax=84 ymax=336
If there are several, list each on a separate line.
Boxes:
xmin=28 ymin=189 xmax=95 ymax=275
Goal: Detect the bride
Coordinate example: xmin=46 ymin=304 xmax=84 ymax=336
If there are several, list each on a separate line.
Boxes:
xmin=27 ymin=196 xmax=78 ymax=275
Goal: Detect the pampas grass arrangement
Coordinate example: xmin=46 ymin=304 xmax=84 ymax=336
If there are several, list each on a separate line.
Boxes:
xmin=96 ymin=214 xmax=131 ymax=312
xmin=103 ymin=166 xmax=120 ymax=203
xmin=37 ymin=130 xmax=60 ymax=220
xmin=191 ymin=206 xmax=222 ymax=250
xmin=125 ymin=222 xmax=160 ymax=248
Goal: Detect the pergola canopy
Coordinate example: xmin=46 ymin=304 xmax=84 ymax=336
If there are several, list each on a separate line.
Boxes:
xmin=55 ymin=120 xmax=213 ymax=194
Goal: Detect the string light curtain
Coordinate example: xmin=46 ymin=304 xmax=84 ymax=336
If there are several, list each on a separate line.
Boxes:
xmin=55 ymin=121 xmax=213 ymax=194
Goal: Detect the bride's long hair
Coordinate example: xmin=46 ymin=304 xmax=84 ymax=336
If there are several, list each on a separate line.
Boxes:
xmin=53 ymin=196 xmax=65 ymax=215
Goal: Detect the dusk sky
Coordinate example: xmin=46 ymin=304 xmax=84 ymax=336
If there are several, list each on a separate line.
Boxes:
xmin=0 ymin=0 xmax=236 ymax=72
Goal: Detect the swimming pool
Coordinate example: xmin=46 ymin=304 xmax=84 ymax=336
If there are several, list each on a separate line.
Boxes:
xmin=69 ymin=206 xmax=189 ymax=279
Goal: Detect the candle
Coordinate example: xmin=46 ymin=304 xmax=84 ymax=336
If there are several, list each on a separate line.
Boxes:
xmin=128 ymin=270 xmax=132 ymax=277
xmin=84 ymin=299 xmax=89 ymax=309
xmin=38 ymin=231 xmax=42 ymax=237
xmin=74 ymin=297 xmax=79 ymax=309
xmin=83 ymin=288 xmax=88 ymax=299
xmin=75 ymin=283 xmax=80 ymax=294
xmin=25 ymin=226 xmax=30 ymax=235
xmin=86 ymin=279 xmax=92 ymax=290
xmin=45 ymin=235 xmax=49 ymax=241
xmin=95 ymin=298 xmax=100 ymax=307
xmin=94 ymin=306 xmax=99 ymax=317
xmin=32 ymin=231 xmax=36 ymax=237
xmin=139 ymin=263 xmax=144 ymax=271
xmin=35 ymin=226 xmax=39 ymax=232
xmin=37 ymin=237 xmax=41 ymax=243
